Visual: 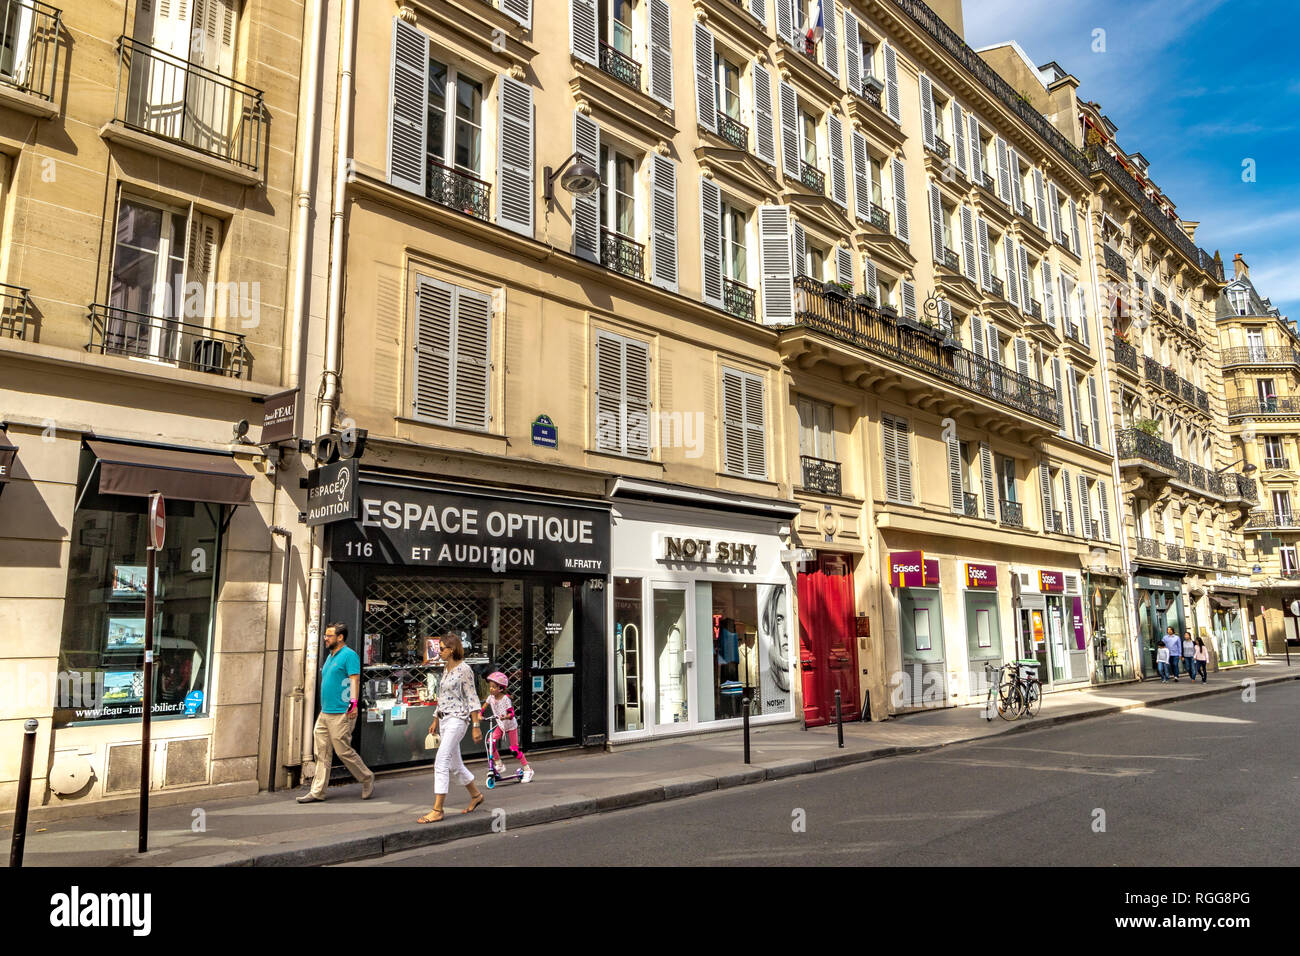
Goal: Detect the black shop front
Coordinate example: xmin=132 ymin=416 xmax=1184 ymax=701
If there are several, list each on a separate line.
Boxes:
xmin=323 ymin=474 xmax=610 ymax=771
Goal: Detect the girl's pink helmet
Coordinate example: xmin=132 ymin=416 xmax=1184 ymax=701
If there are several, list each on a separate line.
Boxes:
xmin=487 ymin=671 xmax=510 ymax=687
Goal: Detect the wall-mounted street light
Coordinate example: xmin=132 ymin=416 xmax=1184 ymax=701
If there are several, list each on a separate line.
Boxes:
xmin=543 ymin=152 xmax=601 ymax=204
xmin=1214 ymin=459 xmax=1257 ymax=476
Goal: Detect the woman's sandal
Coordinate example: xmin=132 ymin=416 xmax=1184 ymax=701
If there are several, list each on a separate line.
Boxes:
xmin=417 ymin=809 xmax=444 ymax=824
xmin=463 ymin=794 xmax=484 ymax=814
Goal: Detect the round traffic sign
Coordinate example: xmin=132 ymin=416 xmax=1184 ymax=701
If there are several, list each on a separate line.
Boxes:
xmin=148 ymin=493 xmax=166 ymax=551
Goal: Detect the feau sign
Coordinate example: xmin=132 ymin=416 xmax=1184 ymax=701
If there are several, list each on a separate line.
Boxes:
xmin=305 ymin=459 xmax=357 ymax=526
xmin=148 ymin=493 xmax=165 ymax=551
xmin=259 ymin=388 xmax=298 ymax=445
xmin=660 ymin=535 xmax=757 ymax=567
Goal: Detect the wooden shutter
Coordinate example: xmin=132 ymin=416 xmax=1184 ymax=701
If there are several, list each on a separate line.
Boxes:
xmin=1018 ymin=246 xmax=1031 ymax=306
xmin=882 ymin=414 xmax=900 ymax=502
xmin=792 ymin=221 xmax=806 ymax=277
xmin=1033 ymin=168 xmax=1047 ymax=228
xmin=928 ymin=182 xmax=943 ymax=263
xmin=1098 ymin=480 xmax=1112 ymax=541
xmin=1058 ymin=275 xmax=1071 ymax=334
xmin=919 ymin=73 xmax=936 ymax=149
xmin=863 ymin=256 xmax=878 ymax=303
xmin=779 ymin=79 xmax=800 ymax=179
xmin=1051 ymin=356 xmax=1064 ymax=436
xmin=572 ymin=111 xmax=600 ymax=262
xmin=960 ymin=205 xmax=976 ymax=281
xmin=1077 ymin=475 xmax=1093 ymax=539
xmin=1015 ymin=337 xmax=1030 ymax=379
xmin=1069 ymin=198 xmax=1081 ymax=254
xmin=624 ymin=338 xmax=651 ymax=457
xmin=743 ymin=372 xmax=766 ymax=479
xmin=937 ymin=298 xmax=953 ymax=335
xmin=497 ymin=77 xmax=534 ymax=237
xmin=749 ymin=0 xmax=767 ymax=26
xmin=647 ymin=0 xmax=673 ymax=107
xmin=1003 ymin=238 xmax=1019 ymax=306
xmin=595 ymin=332 xmax=625 ymax=454
xmin=970 ymin=314 xmax=985 ymax=358
xmin=752 ymin=61 xmax=777 ymax=165
xmin=1041 ymin=260 xmax=1055 ymax=324
xmin=1066 ymin=365 xmax=1081 ymax=442
xmin=1048 ymin=181 xmax=1062 ymax=243
xmin=952 ymin=103 xmax=967 ymax=176
xmin=827 ymin=113 xmax=848 ymax=208
xmin=967 ymin=113 xmax=983 ymax=182
xmin=453 ymin=287 xmax=492 ymax=429
xmin=758 ymin=204 xmax=794 ymax=324
xmin=995 ymin=136 xmax=1011 ymax=203
xmin=700 ymin=178 xmax=723 ymax=308
xmin=835 ymin=246 xmax=854 ymax=288
xmin=822 ymin=0 xmax=839 ymax=78
xmin=852 ymin=129 xmax=871 ymax=222
xmin=183 ymin=212 xmax=219 ymax=323
xmin=883 ymin=42 xmax=900 ymax=122
xmin=649 ymin=154 xmax=678 ymax=291
xmin=883 ymin=414 xmax=912 ymax=503
xmin=976 ymin=217 xmax=991 ymax=290
xmin=388 ymin=17 xmax=428 ymax=195
xmin=1062 ymin=468 xmax=1075 ymax=536
xmin=1088 ymin=376 xmax=1102 ymax=448
xmin=901 ymin=280 xmax=916 ymax=320
xmin=501 ymin=0 xmax=531 ymax=28
xmin=1039 ymin=462 xmax=1053 ymax=532
xmin=413 ymin=278 xmax=453 ymax=424
xmin=694 ymin=23 xmax=716 ymax=134
xmin=570 ymin=0 xmax=598 ymax=65
xmin=980 ymin=442 xmax=996 ymax=518
xmin=775 ymin=0 xmax=795 ymax=47
xmin=843 ymin=8 xmax=861 ymax=94
xmin=985 ymin=323 xmax=999 ymax=365
xmin=1008 ymin=150 xmax=1023 ymax=213
xmin=947 ymin=432 xmax=964 ymax=515
xmin=1078 ymin=287 xmax=1091 ymax=345
xmin=891 ymin=157 xmax=909 ymax=242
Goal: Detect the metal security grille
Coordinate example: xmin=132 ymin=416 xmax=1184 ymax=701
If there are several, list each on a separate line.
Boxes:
xmin=531 ymin=586 xmax=555 ymax=721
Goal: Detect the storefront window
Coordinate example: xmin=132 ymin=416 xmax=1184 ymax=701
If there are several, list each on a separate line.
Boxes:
xmin=57 ymin=453 xmax=220 ymax=724
xmin=653 ymin=587 xmax=688 ymax=725
xmin=613 ymin=578 xmax=644 ymax=732
xmin=696 ymin=580 xmax=760 ymax=721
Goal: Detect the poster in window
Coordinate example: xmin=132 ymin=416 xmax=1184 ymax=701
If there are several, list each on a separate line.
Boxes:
xmin=914 ymin=607 xmax=932 ymax=651
xmin=102 ymin=670 xmax=144 ymax=704
xmin=756 ymin=584 xmax=792 ymax=715
xmin=976 ymin=608 xmax=991 ymax=648
xmin=112 ymin=565 xmax=155 ymax=598
xmin=105 ymin=617 xmax=146 ymax=653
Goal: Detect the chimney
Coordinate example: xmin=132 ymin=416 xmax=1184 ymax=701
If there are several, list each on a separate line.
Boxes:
xmin=925 ymin=0 xmax=965 ymax=36
xmin=1234 ymin=254 xmax=1249 ymax=279
xmin=1180 ymin=220 xmax=1198 ymax=241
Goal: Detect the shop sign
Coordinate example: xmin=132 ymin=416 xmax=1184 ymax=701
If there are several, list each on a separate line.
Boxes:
xmin=1071 ymin=596 xmax=1087 ymax=651
xmin=1135 ymin=574 xmax=1179 ymax=590
xmin=890 ymin=551 xmax=939 ymax=587
xmin=659 ymin=535 xmax=757 ymax=567
xmin=1218 ymin=574 xmax=1252 ymax=587
xmin=965 ymin=563 xmax=998 ymax=588
xmin=530 ymin=414 xmax=558 ymax=448
xmin=781 ymin=548 xmax=816 ymax=563
xmin=1038 ymin=570 xmax=1065 ymax=592
xmin=259 ymin=388 xmax=298 ymax=444
xmin=305 ymin=458 xmax=358 ymax=526
xmin=334 ymin=482 xmax=611 ymax=573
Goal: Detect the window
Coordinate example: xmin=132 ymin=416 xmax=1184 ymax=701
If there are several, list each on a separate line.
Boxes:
xmin=715 ymin=54 xmax=741 ymax=120
xmin=881 ymin=414 xmax=913 ymax=503
xmin=601 ymin=0 xmax=636 ymax=57
xmin=721 ymin=201 xmax=747 ymax=283
xmin=1282 ymin=546 xmax=1298 ymax=574
xmin=411 ymin=276 xmax=492 ymax=430
xmin=427 ymin=58 xmax=483 ymax=177
xmin=797 ymin=397 xmax=835 ymax=461
xmin=599 ymin=144 xmax=637 ymax=239
xmin=1273 ymin=491 xmax=1292 ymax=522
xmin=722 ymin=367 xmax=766 ymax=479
xmin=1265 ymin=435 xmax=1285 ymax=467
xmin=999 ymin=455 xmax=1017 ymax=502
xmin=799 ymin=108 xmax=818 ymax=167
xmin=594 ymin=330 xmax=651 ymax=457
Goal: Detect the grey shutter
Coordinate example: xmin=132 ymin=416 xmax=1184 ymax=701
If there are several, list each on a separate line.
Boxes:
xmin=1088 ymin=376 xmax=1102 ymax=449
xmin=501 ymin=0 xmax=531 ymax=29
xmin=497 ymin=77 xmax=534 ymax=237
xmin=1062 ymin=468 xmax=1075 ymax=536
xmin=863 ymin=256 xmax=878 ymax=303
xmin=647 ymin=0 xmax=673 ymax=107
xmin=976 ymin=217 xmax=991 ymax=290
xmin=919 ymin=73 xmax=936 ymax=149
xmin=822 ymin=0 xmax=839 ymax=78
xmin=895 ymin=417 xmax=913 ymax=502
xmin=1051 ymin=356 xmax=1064 ymax=436
xmin=1069 ymin=198 xmax=1081 ymax=254
xmin=937 ymin=298 xmax=953 ymax=335
xmin=1003 ymin=238 xmax=1019 ymax=306
xmin=827 ymin=113 xmax=848 ymax=208
xmin=453 ymin=287 xmax=492 ymax=429
xmin=980 ymin=441 xmax=996 ymax=518
xmin=985 ymin=324 xmax=999 ymax=365
xmin=1033 ymin=167 xmax=1047 ymax=228
xmin=752 ymin=61 xmax=777 ymax=165
xmin=970 ymin=314 xmax=985 ymax=358
xmin=947 ymin=432 xmax=964 ymax=515
xmin=413 ymin=277 xmax=453 ymax=423
xmin=750 ymin=0 xmax=767 ymax=26
xmin=649 ymin=154 xmax=678 ymax=291
xmin=882 ymin=415 xmax=900 ymax=502
xmin=694 ymin=23 xmax=716 ymax=134
xmin=952 ymin=102 xmax=967 ymax=176
xmin=1078 ymin=475 xmax=1093 ymax=539
xmin=700 ymin=177 xmax=723 ymax=308
xmin=624 ymin=338 xmax=651 ymax=458
xmin=779 ymin=79 xmax=800 ymax=179
xmin=792 ymin=221 xmax=806 ymax=277
xmin=891 ymin=157 xmax=909 ymax=242
xmin=1058 ymin=275 xmax=1071 ymax=334
xmin=1067 ymin=365 xmax=1081 ymax=442
xmin=1015 ymin=337 xmax=1030 ymax=379
xmin=1041 ymin=260 xmax=1055 ymax=324
xmin=835 ymin=246 xmax=854 ymax=288
xmin=594 ymin=334 xmax=623 ymax=453
xmin=960 ymin=205 xmax=977 ymax=281
xmin=571 ymin=0 xmax=598 ymax=65
xmin=995 ymin=136 xmax=1011 ymax=203
xmin=968 ymin=113 xmax=983 ymax=183
xmin=852 ymin=129 xmax=871 ymax=222
xmin=1078 ymin=287 xmax=1091 ymax=345
xmin=572 ymin=111 xmax=600 ymax=262
xmin=928 ymin=183 xmax=944 ymax=263
xmin=1008 ymin=151 xmax=1023 ymax=214
xmin=722 ymin=369 xmax=745 ymax=474
xmin=1039 ymin=462 xmax=1054 ymax=532
xmin=388 ymin=17 xmax=428 ymax=195
xmin=1018 ymin=246 xmax=1031 ymax=306
xmin=901 ymin=280 xmax=917 ymax=320
xmin=843 ymin=8 xmax=861 ymax=94
xmin=758 ymin=205 xmax=794 ymax=324
xmin=743 ymin=372 xmax=766 ymax=479
xmin=776 ymin=0 xmax=795 ymax=47
xmin=1098 ymin=480 xmax=1112 ymax=541
xmin=1048 ymin=181 xmax=1062 ymax=243
xmin=883 ymin=41 xmax=900 ymax=122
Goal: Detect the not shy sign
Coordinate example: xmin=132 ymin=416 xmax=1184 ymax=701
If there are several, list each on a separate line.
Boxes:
xmin=659 ymin=535 xmax=757 ymax=567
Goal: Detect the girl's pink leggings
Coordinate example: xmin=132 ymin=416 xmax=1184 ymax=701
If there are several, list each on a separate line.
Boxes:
xmin=491 ymin=727 xmax=529 ymax=767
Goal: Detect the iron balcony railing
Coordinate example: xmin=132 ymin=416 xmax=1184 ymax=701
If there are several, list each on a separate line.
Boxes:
xmin=1136 ymin=537 xmax=1160 ymax=559
xmin=0 ymin=282 xmax=34 ymax=340
xmin=1114 ymin=337 xmax=1138 ymax=372
xmin=999 ymin=498 xmax=1023 ymax=528
xmin=1221 ymin=345 xmax=1300 ymax=367
xmin=861 ymin=83 xmax=883 ymax=112
xmin=801 ymin=455 xmax=842 ymax=496
xmin=1227 ymin=396 xmax=1300 ymax=417
xmin=1196 ymin=388 xmax=1209 ymax=412
xmin=1027 ymin=299 xmax=1042 ymax=320
xmin=1207 ymin=472 xmax=1226 ymax=497
xmin=869 ymin=203 xmax=890 ymax=232
xmin=1144 ymin=355 xmax=1162 ymax=384
xmin=1264 ymin=457 xmax=1291 ymax=470
xmin=601 ymin=229 xmax=644 ymax=281
xmin=723 ymin=277 xmax=756 ymax=322
xmin=87 ymin=303 xmax=250 ymax=378
xmin=1153 ymin=289 xmax=1167 ymax=310
xmin=1117 ymin=427 xmax=1175 ymax=469
xmin=1048 ymin=510 xmax=1063 ymax=534
xmin=1103 ymin=245 xmax=1127 ymax=278
xmin=942 ymin=247 xmax=959 ymax=271
xmin=114 ymin=36 xmax=266 ymax=172
xmin=1189 ymin=463 xmax=1206 ymax=490
xmin=1163 ymin=367 xmax=1179 ymax=392
xmin=1064 ymin=323 xmax=1084 ymax=346
xmin=928 ymin=136 xmax=951 ymax=161
xmin=427 ymin=160 xmax=490 ymax=221
xmin=598 ymin=41 xmax=642 ymax=90
xmin=963 ymin=491 xmax=979 ymax=517
xmin=799 ymin=160 xmax=826 ymax=194
xmin=989 ymin=276 xmax=1005 ymax=299
xmin=1235 ymin=474 xmax=1259 ymax=501
xmin=1165 ymin=542 xmax=1182 ymax=562
xmin=1180 ymin=379 xmax=1195 ymax=406
xmin=717 ymin=111 xmax=748 ymax=150
xmin=1086 ymin=147 xmax=1209 ymax=273
xmin=1246 ymin=512 xmax=1300 ymax=530
xmin=0 ymin=0 xmax=60 ymax=101
xmin=1217 ymin=554 xmax=1228 ymax=570
xmin=981 ymin=171 xmax=998 ymax=197
xmin=791 ymin=276 xmax=1060 ymax=424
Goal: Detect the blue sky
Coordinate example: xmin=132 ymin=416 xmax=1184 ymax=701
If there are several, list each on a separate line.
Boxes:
xmin=962 ymin=0 xmax=1299 ymax=317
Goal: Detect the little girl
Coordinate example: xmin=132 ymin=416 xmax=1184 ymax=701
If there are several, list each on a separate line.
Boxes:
xmin=483 ymin=671 xmax=533 ymax=782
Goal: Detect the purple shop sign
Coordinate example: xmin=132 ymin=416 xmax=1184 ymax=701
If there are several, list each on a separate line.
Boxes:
xmin=1038 ymin=570 xmax=1065 ymax=593
xmin=1071 ymin=596 xmax=1086 ymax=650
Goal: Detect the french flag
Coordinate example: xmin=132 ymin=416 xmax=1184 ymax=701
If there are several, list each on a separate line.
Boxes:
xmin=806 ymin=1 xmax=824 ymax=47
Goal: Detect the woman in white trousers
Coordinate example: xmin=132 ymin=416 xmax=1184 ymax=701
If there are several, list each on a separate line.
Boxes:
xmin=419 ymin=633 xmax=484 ymax=823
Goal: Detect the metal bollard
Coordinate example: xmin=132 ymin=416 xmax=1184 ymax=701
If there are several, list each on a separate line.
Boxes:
xmin=9 ymin=719 xmax=38 ymax=868
xmin=835 ymin=689 xmax=844 ymax=748
xmin=742 ymin=697 xmax=751 ymax=765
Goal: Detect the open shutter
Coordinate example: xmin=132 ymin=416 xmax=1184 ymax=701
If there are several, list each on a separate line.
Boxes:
xmin=413 ymin=277 xmax=454 ymax=423
xmin=453 ymin=287 xmax=492 ymax=429
xmin=624 ymin=338 xmax=651 ymax=458
xmin=1039 ymin=462 xmax=1054 ymax=532
xmin=775 ymin=0 xmax=795 ymax=47
xmin=947 ymin=432 xmax=964 ymax=515
xmin=1014 ymin=337 xmax=1030 ymax=379
xmin=937 ymin=298 xmax=953 ymax=335
xmin=497 ymin=77 xmax=534 ymax=237
xmin=1018 ymin=246 xmax=1031 ymax=306
xmin=1078 ymin=287 xmax=1091 ymax=345
xmin=967 ymin=113 xmax=983 ymax=183
xmin=1077 ymin=475 xmax=1093 ymax=539
xmin=649 ymin=154 xmax=678 ymax=291
xmin=822 ymin=0 xmax=839 ymax=78
xmin=792 ymin=222 xmax=806 ymax=277
xmin=750 ymin=0 xmax=767 ymax=26
xmin=995 ymin=137 xmax=1011 ymax=203
xmin=976 ymin=217 xmax=991 ymax=290
xmin=1066 ymin=366 xmax=1081 ymax=442
xmin=1048 ymin=182 xmax=1062 ymax=243
xmin=985 ymin=323 xmax=999 ymax=365
xmin=835 ymin=246 xmax=854 ymax=289
xmin=501 ymin=0 xmax=531 ymax=28
xmin=882 ymin=416 xmax=900 ymax=502
xmin=1088 ymin=376 xmax=1102 ymax=448
xmin=901 ymin=280 xmax=916 ymax=320
xmin=743 ymin=373 xmax=766 ymax=479
xmin=1003 ymin=239 xmax=1019 ymax=306
xmin=1042 ymin=260 xmax=1056 ymax=324
xmin=1051 ymin=356 xmax=1064 ymax=436
xmin=571 ymin=0 xmax=598 ymax=65
xmin=758 ymin=205 xmax=794 ymax=324
xmin=753 ymin=61 xmax=777 ymax=165
xmin=1033 ymin=168 xmax=1047 ymax=228
xmin=572 ymin=111 xmax=600 ymax=262
xmin=388 ymin=17 xmax=428 ymax=195
xmin=952 ymin=103 xmax=967 ymax=176
xmin=1008 ymin=150 xmax=1023 ymax=213
xmin=827 ymin=113 xmax=848 ymax=208
xmin=779 ymin=79 xmax=800 ymax=179
xmin=1069 ymin=198 xmax=1081 ymax=254
xmin=595 ymin=333 xmax=626 ymax=454
xmin=883 ymin=41 xmax=900 ymax=122
xmin=891 ymin=157 xmax=909 ymax=242
xmin=1098 ymin=480 xmax=1112 ymax=541
xmin=184 ymin=212 xmax=219 ymax=322
xmin=694 ymin=22 xmax=716 ymax=134
xmin=919 ymin=73 xmax=936 ymax=150
xmin=863 ymin=256 xmax=878 ymax=303
xmin=894 ymin=417 xmax=913 ymax=502
xmin=960 ymin=206 xmax=977 ymax=281
xmin=970 ymin=314 xmax=985 ymax=358
xmin=647 ymin=0 xmax=673 ymax=107
xmin=852 ymin=129 xmax=871 ymax=222
xmin=980 ymin=442 xmax=996 ymax=518
xmin=1058 ymin=275 xmax=1071 ymax=334
xmin=700 ymin=178 xmax=723 ymax=308
xmin=928 ymin=182 xmax=944 ymax=263
xmin=722 ymin=369 xmax=745 ymax=474
xmin=843 ymin=8 xmax=861 ymax=94
xmin=1062 ymin=469 xmax=1075 ymax=536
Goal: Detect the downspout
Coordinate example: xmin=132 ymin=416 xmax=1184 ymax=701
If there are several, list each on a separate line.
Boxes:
xmin=302 ymin=0 xmax=357 ymax=771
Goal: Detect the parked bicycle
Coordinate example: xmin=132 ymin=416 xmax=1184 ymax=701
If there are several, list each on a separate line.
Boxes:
xmin=983 ymin=660 xmax=1041 ymax=721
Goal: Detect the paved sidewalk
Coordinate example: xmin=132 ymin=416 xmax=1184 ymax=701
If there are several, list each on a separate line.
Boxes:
xmin=6 ymin=660 xmax=1295 ymax=867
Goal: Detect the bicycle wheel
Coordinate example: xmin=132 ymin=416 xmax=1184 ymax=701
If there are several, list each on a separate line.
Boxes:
xmin=1025 ymin=678 xmax=1042 ymax=717
xmin=996 ymin=670 xmax=1021 ymax=721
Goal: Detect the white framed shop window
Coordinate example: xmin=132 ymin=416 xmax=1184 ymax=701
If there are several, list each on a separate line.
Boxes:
xmin=914 ymin=607 xmax=932 ymax=651
xmin=976 ymin=608 xmax=992 ymax=648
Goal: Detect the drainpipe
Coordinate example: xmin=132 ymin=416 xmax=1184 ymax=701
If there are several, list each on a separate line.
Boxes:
xmin=302 ymin=0 xmax=357 ymax=771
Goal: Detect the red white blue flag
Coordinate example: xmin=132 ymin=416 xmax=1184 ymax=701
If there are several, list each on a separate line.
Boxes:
xmin=807 ymin=1 xmax=824 ymax=45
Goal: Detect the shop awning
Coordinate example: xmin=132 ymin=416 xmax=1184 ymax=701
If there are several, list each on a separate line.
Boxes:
xmin=86 ymin=439 xmax=253 ymax=506
xmin=1210 ymin=594 xmax=1244 ymax=609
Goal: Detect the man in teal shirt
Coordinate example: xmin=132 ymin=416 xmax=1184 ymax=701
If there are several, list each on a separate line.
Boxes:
xmin=298 ymin=622 xmax=375 ymax=802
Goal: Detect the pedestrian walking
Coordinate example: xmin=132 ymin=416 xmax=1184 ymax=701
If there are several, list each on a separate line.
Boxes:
xmin=298 ymin=623 xmax=375 ymax=803
xmin=419 ymin=633 xmax=484 ymax=823
xmin=1194 ymin=637 xmax=1209 ymax=682
xmin=1162 ymin=627 xmax=1182 ymax=681
xmin=1155 ymin=641 xmax=1171 ymax=681
xmin=1181 ymin=631 xmax=1196 ymax=681
xmin=483 ymin=671 xmax=533 ymax=782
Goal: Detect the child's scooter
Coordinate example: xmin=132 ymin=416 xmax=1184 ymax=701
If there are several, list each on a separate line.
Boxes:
xmin=481 ymin=703 xmax=529 ymax=789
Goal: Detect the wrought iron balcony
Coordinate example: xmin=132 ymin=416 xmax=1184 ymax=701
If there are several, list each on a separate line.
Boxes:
xmin=1246 ymin=511 xmax=1300 ymax=530
xmin=1235 ymin=474 xmax=1259 ymax=501
xmin=801 ymin=455 xmax=842 ymax=496
xmin=963 ymin=491 xmax=979 ymax=517
xmin=1064 ymin=323 xmax=1084 ymax=346
xmin=1114 ymin=336 xmax=1139 ymax=372
xmin=800 ymin=160 xmax=826 ymax=194
xmin=1086 ymin=146 xmax=1203 ymax=268
xmin=1190 ymin=463 xmax=1207 ymax=489
xmin=1227 ymin=396 xmax=1300 ymax=417
xmin=1207 ymin=472 xmax=1226 ymax=497
xmin=1027 ymin=299 xmax=1042 ymax=320
xmin=0 ymin=0 xmax=61 ymax=102
xmin=1103 ymin=245 xmax=1127 ymax=278
xmin=1153 ymin=289 xmax=1167 ymax=310
xmin=927 ymin=136 xmax=951 ymax=161
xmin=1117 ymin=427 xmax=1175 ymax=469
xmin=1144 ymin=355 xmax=1162 ymax=384
xmin=114 ymin=36 xmax=266 ymax=172
xmin=1048 ymin=510 xmax=1063 ymax=534
xmin=942 ymin=247 xmax=959 ymax=271
xmin=601 ymin=229 xmax=645 ymax=281
xmin=1163 ymin=367 xmax=1179 ymax=392
xmin=1172 ymin=457 xmax=1189 ymax=483
xmin=427 ymin=160 xmax=491 ymax=221
xmin=1264 ymin=457 xmax=1290 ymax=470
xmin=868 ymin=203 xmax=890 ymax=232
xmin=999 ymin=498 xmax=1023 ymax=528
xmin=723 ymin=277 xmax=756 ymax=322
xmin=1165 ymin=542 xmax=1182 ymax=562
xmin=1079 ymin=423 xmax=1090 ymax=446
xmin=0 ymin=282 xmax=34 ymax=340
xmin=599 ymin=41 xmax=642 ymax=90
xmin=1217 ymin=553 xmax=1228 ymax=570
xmin=860 ymin=82 xmax=883 ymax=111
xmin=1180 ymin=379 xmax=1195 ymax=406
xmin=86 ymin=303 xmax=250 ymax=378
xmin=989 ymin=276 xmax=1004 ymax=299
xmin=1221 ymin=345 xmax=1300 ymax=367
xmin=716 ymin=111 xmax=749 ymax=150
xmin=1136 ymin=537 xmax=1160 ymax=559
xmin=981 ymin=171 xmax=998 ymax=196
xmin=790 ymin=276 xmax=1060 ymax=425
xmin=1196 ymin=388 xmax=1209 ymax=412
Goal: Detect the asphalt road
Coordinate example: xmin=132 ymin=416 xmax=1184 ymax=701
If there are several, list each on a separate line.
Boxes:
xmin=346 ymin=679 xmax=1300 ymax=866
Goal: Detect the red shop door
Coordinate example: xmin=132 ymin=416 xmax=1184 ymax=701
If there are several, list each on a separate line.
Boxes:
xmin=797 ymin=553 xmax=860 ymax=727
